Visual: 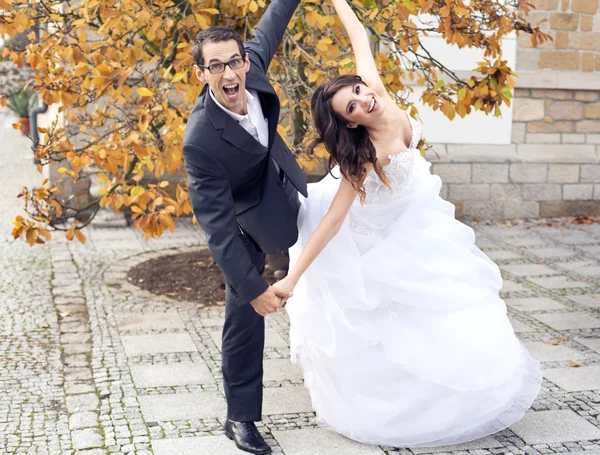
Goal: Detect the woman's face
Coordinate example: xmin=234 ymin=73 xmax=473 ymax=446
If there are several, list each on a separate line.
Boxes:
xmin=331 ymin=83 xmax=385 ymax=128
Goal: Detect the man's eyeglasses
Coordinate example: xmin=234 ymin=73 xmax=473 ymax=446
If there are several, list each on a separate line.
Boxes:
xmin=199 ymin=56 xmax=246 ymax=74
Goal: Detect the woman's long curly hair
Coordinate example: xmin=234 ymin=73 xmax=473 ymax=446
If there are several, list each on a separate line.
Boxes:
xmin=309 ymin=74 xmax=390 ymax=203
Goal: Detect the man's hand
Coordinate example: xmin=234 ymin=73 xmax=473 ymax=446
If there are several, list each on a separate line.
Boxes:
xmin=250 ymin=286 xmax=293 ymax=316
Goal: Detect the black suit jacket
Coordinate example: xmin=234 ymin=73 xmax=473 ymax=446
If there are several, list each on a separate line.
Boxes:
xmin=183 ymin=0 xmax=308 ymax=307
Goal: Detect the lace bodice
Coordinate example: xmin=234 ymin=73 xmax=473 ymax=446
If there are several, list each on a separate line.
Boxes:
xmin=362 ymin=114 xmax=422 ymax=206
xmin=348 ymin=115 xmax=423 ymax=237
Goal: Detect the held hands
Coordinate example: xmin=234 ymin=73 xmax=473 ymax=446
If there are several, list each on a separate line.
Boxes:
xmin=250 ymin=286 xmax=293 ymax=317
xmin=271 ymin=275 xmax=297 ymax=304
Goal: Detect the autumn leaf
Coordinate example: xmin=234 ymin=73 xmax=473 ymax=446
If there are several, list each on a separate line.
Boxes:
xmin=569 ymin=361 xmax=581 ymax=368
xmin=74 ymin=230 xmax=87 ymax=244
xmin=137 ymin=87 xmax=153 ymax=97
xmin=1 ymin=0 xmax=550 ymax=245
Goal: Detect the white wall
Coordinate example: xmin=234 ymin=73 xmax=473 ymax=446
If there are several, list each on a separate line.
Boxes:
xmin=399 ymin=28 xmax=517 ymax=144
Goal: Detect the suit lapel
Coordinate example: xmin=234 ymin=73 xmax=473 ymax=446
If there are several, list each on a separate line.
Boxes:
xmin=204 ymin=86 xmax=267 ymax=155
xmin=202 ymin=68 xmax=280 ymax=153
xmin=247 ymin=72 xmax=279 ymax=148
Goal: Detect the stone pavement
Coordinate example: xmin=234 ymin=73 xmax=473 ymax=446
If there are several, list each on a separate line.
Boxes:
xmin=3 ymin=110 xmax=600 ymax=455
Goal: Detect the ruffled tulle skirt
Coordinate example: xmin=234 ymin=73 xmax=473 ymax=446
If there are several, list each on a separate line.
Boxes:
xmin=286 ymin=155 xmax=541 ymax=448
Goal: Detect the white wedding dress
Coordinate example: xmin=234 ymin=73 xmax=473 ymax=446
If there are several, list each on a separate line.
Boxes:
xmin=286 ymin=115 xmax=542 ymax=448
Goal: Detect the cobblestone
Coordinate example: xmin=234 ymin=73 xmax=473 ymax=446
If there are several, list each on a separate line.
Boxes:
xmin=5 ymin=112 xmax=600 ymax=453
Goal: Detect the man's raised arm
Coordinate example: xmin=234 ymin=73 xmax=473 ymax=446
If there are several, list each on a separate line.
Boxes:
xmin=245 ymin=0 xmax=301 ymax=73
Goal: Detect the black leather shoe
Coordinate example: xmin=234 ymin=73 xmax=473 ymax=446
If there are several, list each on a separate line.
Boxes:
xmin=225 ymin=419 xmax=271 ymax=454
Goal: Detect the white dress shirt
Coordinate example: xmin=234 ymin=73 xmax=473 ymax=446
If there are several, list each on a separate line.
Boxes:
xmin=210 ymin=88 xmax=269 ymax=148
xmin=210 ymin=89 xmax=282 ymax=176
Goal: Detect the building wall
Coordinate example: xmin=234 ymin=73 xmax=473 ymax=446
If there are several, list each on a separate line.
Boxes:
xmin=435 ymin=0 xmax=600 ymax=220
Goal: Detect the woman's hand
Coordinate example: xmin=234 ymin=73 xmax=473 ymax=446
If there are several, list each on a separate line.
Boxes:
xmin=272 ymin=275 xmax=298 ymax=306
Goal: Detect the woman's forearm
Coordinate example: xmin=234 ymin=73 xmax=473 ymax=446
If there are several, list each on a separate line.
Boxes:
xmin=331 ymin=0 xmax=367 ymax=40
xmin=287 ymin=215 xmax=344 ymax=284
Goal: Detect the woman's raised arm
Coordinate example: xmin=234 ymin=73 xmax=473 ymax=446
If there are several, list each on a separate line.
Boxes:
xmin=330 ymin=0 xmax=387 ymax=97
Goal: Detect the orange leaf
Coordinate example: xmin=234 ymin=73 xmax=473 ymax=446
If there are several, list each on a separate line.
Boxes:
xmin=137 ymin=87 xmax=153 ymax=97
xmin=74 ymin=230 xmax=87 ymax=244
xmin=26 ymin=229 xmax=37 ymax=247
xmin=569 ymin=361 xmax=581 ymax=368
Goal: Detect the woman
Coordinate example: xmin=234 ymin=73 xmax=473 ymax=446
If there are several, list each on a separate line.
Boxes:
xmin=272 ymin=0 xmax=542 ymax=448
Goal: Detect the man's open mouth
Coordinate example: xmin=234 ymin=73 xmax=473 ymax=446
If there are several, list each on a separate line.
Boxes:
xmin=223 ymin=83 xmax=240 ymax=100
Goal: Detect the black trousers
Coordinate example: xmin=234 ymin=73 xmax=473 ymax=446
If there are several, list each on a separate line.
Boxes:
xmin=222 ymin=233 xmax=266 ymax=422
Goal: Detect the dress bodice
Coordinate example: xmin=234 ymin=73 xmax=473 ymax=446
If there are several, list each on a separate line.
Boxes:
xmin=362 ymin=114 xmax=422 ymax=206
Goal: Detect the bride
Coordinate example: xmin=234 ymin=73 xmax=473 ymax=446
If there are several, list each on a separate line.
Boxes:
xmin=273 ymin=0 xmax=542 ymax=448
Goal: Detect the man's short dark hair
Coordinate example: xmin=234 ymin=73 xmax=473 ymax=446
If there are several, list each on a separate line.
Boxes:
xmin=192 ymin=26 xmax=246 ymax=67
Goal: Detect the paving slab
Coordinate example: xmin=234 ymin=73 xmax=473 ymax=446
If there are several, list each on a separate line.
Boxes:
xmin=130 ymin=362 xmax=214 ymax=388
xmin=152 ymin=436 xmax=243 ymax=455
xmin=263 ymin=387 xmax=313 ymax=415
xmin=575 ymin=337 xmax=600 ymax=353
xmin=556 ymin=233 xmax=597 ymax=244
xmin=409 ymin=436 xmax=502 ymax=454
xmin=523 ymin=341 xmax=586 ymax=362
xmin=114 ymin=312 xmax=185 ymax=331
xmin=209 ymin=328 xmax=287 ymax=351
xmin=483 ymin=249 xmax=522 ymax=260
xmin=475 ymin=237 xmax=498 ymax=248
xmin=199 ymin=317 xmax=224 ymax=327
xmin=273 ymin=428 xmax=385 ymax=454
xmin=543 ymin=366 xmax=600 ymax=391
xmin=501 ymin=264 xmax=560 ymax=276
xmin=526 ymin=247 xmax=577 ymax=258
xmin=508 ymin=317 xmax=537 ymax=333
xmin=504 ymin=236 xmax=546 ymax=246
xmin=527 ymin=276 xmax=592 ymax=289
xmin=510 ymin=410 xmax=600 ymax=443
xmin=69 ymin=412 xmax=99 ymax=430
xmin=263 ymin=359 xmax=304 ymax=382
xmin=138 ymin=391 xmax=226 ymax=421
xmin=72 ymin=428 xmax=103 ymax=450
xmin=501 ymin=280 xmax=526 ymax=292
xmin=121 ymin=333 xmax=198 ymax=356
xmin=9 ymin=114 xmax=600 ymax=455
xmin=505 ymin=297 xmax=568 ymax=312
xmin=568 ymin=294 xmax=600 ymax=309
xmin=557 ymin=261 xmax=600 ymax=277
xmin=531 ymin=312 xmax=600 ymax=330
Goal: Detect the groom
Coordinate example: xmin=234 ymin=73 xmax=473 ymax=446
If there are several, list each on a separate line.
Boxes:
xmin=182 ymin=1 xmax=307 ymax=454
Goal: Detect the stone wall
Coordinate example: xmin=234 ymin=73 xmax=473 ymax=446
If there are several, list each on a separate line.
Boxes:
xmin=433 ymin=0 xmax=600 ymax=220
xmin=515 ymin=0 xmax=600 ymax=89
xmin=431 ymin=88 xmax=600 ymax=220
xmin=0 ymin=61 xmax=34 ymax=97
xmin=517 ymin=0 xmax=600 ymax=73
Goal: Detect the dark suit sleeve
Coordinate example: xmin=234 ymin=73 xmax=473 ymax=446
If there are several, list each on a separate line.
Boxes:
xmin=183 ymin=143 xmax=269 ymax=306
xmin=245 ymin=0 xmax=301 ymax=73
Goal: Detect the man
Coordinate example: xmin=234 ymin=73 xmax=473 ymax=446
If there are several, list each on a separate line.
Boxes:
xmin=182 ymin=1 xmax=307 ymax=454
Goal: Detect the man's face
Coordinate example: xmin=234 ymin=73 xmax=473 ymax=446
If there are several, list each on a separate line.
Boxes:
xmin=194 ymin=40 xmax=250 ymax=115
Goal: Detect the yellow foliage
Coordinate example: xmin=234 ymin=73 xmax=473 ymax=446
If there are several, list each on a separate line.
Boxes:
xmin=1 ymin=0 xmax=550 ymax=244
